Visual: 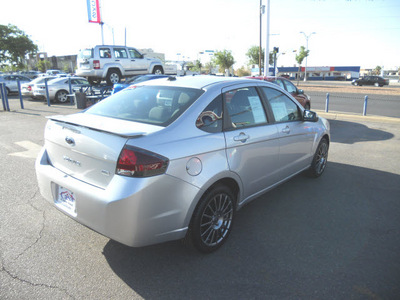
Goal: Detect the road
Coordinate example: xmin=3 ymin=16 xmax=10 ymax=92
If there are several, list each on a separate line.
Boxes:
xmin=1 ymin=99 xmax=400 ymax=299
xmin=298 ymin=81 xmax=400 ymax=118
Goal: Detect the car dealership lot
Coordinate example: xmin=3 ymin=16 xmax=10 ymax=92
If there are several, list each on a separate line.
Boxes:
xmin=1 ymin=97 xmax=400 ymax=299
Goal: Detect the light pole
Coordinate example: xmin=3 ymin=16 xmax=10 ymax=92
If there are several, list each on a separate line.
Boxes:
xmin=259 ymin=1 xmax=265 ymax=76
xmin=300 ymin=31 xmax=316 ymax=81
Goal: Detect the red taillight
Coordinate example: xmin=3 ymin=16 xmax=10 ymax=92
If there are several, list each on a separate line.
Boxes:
xmin=28 ymin=85 xmax=32 ymax=91
xmin=93 ymin=60 xmax=100 ymax=69
xmin=116 ymin=146 xmax=169 ymax=177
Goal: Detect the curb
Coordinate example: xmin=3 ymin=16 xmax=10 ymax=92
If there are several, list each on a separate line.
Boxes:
xmin=315 ymin=110 xmax=400 ymax=124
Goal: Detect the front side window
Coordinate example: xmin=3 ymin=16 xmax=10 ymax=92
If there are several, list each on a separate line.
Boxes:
xmin=86 ymin=86 xmax=204 ymax=126
xmin=284 ymin=80 xmax=297 ymax=94
xmin=129 ymin=49 xmax=143 ymax=59
xmin=262 ymin=87 xmax=301 ymax=122
xmin=224 ymin=87 xmax=267 ymax=129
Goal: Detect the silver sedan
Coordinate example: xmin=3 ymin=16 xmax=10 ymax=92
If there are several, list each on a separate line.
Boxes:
xmin=36 ymin=76 xmax=330 ymax=253
xmin=33 ymin=77 xmax=90 ymax=103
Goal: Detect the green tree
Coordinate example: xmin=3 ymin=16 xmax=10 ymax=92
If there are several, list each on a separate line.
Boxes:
xmin=213 ymin=50 xmax=235 ymax=76
xmin=0 ymin=24 xmax=38 ymax=69
xmin=246 ymin=45 xmax=264 ymax=68
xmin=36 ymin=60 xmax=51 ymax=73
xmin=295 ymin=46 xmax=309 ymax=84
xmin=373 ymin=65 xmax=382 ymax=75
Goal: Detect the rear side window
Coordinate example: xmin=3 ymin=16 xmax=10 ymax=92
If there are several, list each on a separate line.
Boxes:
xmin=86 ymin=86 xmax=204 ymax=126
xmin=196 ymin=95 xmax=223 ymax=133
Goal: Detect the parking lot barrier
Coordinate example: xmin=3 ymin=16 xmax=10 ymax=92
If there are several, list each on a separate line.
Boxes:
xmin=363 ymin=95 xmax=368 ymax=116
xmin=17 ymin=80 xmax=24 ymax=109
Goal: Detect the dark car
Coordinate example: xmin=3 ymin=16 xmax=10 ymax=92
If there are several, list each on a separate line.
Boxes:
xmin=352 ymin=76 xmax=389 ymax=87
xmin=246 ymin=76 xmax=311 ymax=109
xmin=112 ymin=74 xmax=170 ymax=94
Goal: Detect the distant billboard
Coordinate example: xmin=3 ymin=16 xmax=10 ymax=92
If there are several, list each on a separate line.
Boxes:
xmin=87 ymin=0 xmax=101 ymax=23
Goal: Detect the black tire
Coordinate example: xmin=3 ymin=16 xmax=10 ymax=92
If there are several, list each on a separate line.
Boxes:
xmin=308 ymin=138 xmax=329 ymax=178
xmin=6 ymin=87 xmax=10 ymax=95
xmin=152 ymin=66 xmax=164 ymax=75
xmin=188 ymin=185 xmax=235 ymax=253
xmin=106 ymin=69 xmax=121 ymax=85
xmin=55 ymin=90 xmax=69 ymax=103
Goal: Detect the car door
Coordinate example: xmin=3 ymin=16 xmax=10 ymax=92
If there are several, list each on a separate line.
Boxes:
xmin=128 ymin=48 xmax=149 ymax=75
xmin=260 ymin=86 xmax=315 ymax=180
xmin=223 ymin=85 xmax=280 ymax=204
xmin=112 ymin=47 xmax=131 ymax=76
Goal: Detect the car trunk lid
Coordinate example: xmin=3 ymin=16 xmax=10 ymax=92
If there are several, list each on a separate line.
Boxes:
xmin=44 ymin=113 xmax=162 ymax=189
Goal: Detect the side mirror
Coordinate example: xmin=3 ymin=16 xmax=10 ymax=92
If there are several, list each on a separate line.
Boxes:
xmin=297 ymin=89 xmax=304 ymax=95
xmin=303 ymin=110 xmax=318 ymax=122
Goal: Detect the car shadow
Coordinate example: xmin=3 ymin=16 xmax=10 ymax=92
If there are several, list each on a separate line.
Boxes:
xmin=329 ymin=119 xmax=394 ymax=144
xmin=102 ymin=162 xmax=400 ymax=299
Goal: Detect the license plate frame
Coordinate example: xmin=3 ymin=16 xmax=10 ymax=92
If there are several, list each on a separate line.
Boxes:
xmin=56 ymin=186 xmax=77 ymax=216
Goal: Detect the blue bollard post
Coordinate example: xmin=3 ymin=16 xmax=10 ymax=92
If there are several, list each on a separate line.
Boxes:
xmin=45 ymin=78 xmax=51 ymax=106
xmin=17 ymin=80 xmax=24 ymax=109
xmin=1 ymin=83 xmax=10 ymax=111
xmin=363 ymin=95 xmax=368 ymax=116
xmin=1 ymin=83 xmax=7 ymax=111
xmin=68 ymin=77 xmax=73 ymax=105
xmin=325 ymin=93 xmax=329 ymax=112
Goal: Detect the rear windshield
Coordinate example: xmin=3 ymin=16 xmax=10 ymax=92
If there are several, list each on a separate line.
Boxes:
xmin=85 ymin=85 xmax=204 ymax=126
xmin=78 ymin=48 xmax=93 ymax=59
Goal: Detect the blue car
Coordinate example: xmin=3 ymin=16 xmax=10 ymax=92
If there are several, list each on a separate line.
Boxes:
xmin=112 ymin=74 xmax=169 ymax=94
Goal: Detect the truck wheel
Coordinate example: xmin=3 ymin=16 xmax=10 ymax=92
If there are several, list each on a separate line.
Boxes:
xmin=152 ymin=66 xmax=164 ymax=75
xmin=106 ymin=70 xmax=121 ymax=85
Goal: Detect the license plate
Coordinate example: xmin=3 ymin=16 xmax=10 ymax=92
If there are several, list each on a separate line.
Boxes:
xmin=56 ymin=186 xmax=77 ymax=216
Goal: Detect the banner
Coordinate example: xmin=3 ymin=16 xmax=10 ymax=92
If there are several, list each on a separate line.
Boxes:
xmin=87 ymin=0 xmax=101 ymax=23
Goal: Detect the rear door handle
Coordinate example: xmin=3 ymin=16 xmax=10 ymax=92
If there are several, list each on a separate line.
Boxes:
xmin=282 ymin=126 xmax=290 ymax=134
xmin=234 ymin=132 xmax=249 ymax=142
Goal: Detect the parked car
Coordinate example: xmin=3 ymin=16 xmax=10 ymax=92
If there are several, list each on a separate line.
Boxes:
xmin=36 ymin=76 xmax=330 ymax=253
xmin=0 ymin=74 xmax=31 ymax=95
xmin=247 ymin=76 xmax=311 ymax=109
xmin=112 ymin=74 xmax=170 ymax=94
xmin=18 ymin=70 xmax=42 ymax=79
xmin=76 ymin=45 xmax=165 ymax=85
xmin=33 ymin=77 xmax=90 ymax=103
xmin=352 ymin=76 xmax=389 ymax=87
xmin=21 ymin=76 xmax=56 ymax=99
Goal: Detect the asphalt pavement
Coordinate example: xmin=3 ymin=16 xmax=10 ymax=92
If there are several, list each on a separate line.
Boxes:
xmin=1 ymin=97 xmax=400 ymax=299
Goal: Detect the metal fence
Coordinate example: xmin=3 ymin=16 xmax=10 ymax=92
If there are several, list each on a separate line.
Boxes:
xmin=1 ymin=78 xmax=112 ymax=111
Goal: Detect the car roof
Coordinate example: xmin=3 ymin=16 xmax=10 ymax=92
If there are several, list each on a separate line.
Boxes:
xmin=140 ymin=75 xmax=263 ymax=90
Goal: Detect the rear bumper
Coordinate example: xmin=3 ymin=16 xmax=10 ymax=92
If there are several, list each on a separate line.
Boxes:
xmin=76 ymin=69 xmax=103 ymax=78
xmin=35 ymin=147 xmax=200 ymax=247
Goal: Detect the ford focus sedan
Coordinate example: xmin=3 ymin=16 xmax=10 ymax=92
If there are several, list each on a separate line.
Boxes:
xmin=36 ymin=76 xmax=330 ymax=253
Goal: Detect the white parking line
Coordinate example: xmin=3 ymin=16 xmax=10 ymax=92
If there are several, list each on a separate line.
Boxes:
xmin=9 ymin=141 xmax=43 ymax=159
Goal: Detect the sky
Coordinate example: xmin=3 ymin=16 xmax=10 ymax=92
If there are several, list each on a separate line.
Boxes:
xmin=1 ymin=0 xmax=399 ymax=70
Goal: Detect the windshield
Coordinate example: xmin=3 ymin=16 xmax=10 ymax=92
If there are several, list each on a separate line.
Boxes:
xmin=78 ymin=48 xmax=93 ymax=59
xmin=86 ymin=85 xmax=204 ymax=126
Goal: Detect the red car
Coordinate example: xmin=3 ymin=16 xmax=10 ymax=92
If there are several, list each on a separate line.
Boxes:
xmin=247 ymin=76 xmax=311 ymax=110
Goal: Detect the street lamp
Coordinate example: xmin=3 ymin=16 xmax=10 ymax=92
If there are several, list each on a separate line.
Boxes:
xmin=300 ymin=31 xmax=316 ymax=81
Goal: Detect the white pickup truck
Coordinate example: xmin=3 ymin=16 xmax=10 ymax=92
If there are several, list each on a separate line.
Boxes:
xmin=76 ymin=45 xmax=165 ymax=85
